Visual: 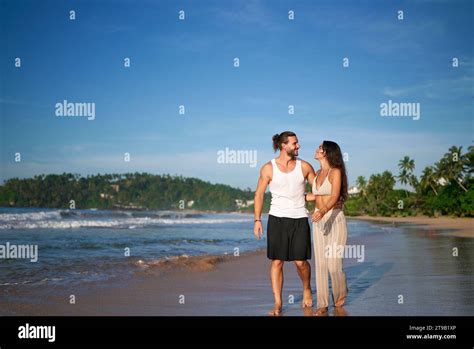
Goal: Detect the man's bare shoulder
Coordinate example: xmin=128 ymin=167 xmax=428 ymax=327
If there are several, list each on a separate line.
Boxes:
xmin=260 ymin=161 xmax=272 ymax=173
xmin=300 ymin=159 xmax=315 ymax=171
xmin=259 ymin=161 xmax=273 ymax=182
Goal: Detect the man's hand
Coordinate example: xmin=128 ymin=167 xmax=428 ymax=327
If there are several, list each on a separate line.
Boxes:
xmin=254 ymin=221 xmax=263 ymax=239
xmin=305 ymin=192 xmax=316 ymax=202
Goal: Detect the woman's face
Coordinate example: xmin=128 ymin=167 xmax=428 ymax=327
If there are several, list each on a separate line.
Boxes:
xmin=314 ymin=143 xmax=325 ymax=160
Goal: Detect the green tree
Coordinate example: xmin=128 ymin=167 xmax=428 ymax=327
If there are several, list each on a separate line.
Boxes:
xmin=356 ymin=176 xmax=367 ymax=198
xmin=398 ymin=156 xmax=415 ymax=197
xmin=420 ymin=166 xmax=439 ymax=196
xmin=365 ymin=171 xmax=397 ymax=216
xmin=435 ymin=146 xmax=468 ymax=192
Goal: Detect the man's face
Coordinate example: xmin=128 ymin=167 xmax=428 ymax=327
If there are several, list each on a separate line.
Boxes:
xmin=283 ymin=136 xmax=300 ymax=158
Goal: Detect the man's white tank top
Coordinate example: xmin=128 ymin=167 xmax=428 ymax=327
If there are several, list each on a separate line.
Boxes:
xmin=268 ymin=158 xmax=308 ymax=218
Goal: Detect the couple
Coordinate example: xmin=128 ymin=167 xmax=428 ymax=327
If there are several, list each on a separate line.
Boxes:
xmin=253 ymin=131 xmax=349 ymax=316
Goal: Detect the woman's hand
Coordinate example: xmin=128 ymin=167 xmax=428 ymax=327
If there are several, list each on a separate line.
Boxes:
xmin=311 ymin=209 xmax=326 ymax=222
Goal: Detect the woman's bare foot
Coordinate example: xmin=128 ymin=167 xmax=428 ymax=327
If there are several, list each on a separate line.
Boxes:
xmin=268 ymin=304 xmax=282 ymax=316
xmin=333 ymin=306 xmax=348 ymax=317
xmin=302 ymin=288 xmax=313 ymax=308
xmin=334 ymin=297 xmax=346 ymax=307
xmin=313 ymin=307 xmax=329 ymax=316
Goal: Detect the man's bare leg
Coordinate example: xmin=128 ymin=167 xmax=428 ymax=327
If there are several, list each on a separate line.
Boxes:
xmin=269 ymin=259 xmax=284 ymax=315
xmin=294 ymin=260 xmax=312 ymax=308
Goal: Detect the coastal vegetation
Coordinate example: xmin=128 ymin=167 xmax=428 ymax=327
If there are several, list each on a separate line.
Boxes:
xmin=1 ymin=146 xmax=471 ymax=217
xmin=344 ymin=146 xmax=473 ymax=217
xmin=0 ymin=172 xmax=265 ymax=212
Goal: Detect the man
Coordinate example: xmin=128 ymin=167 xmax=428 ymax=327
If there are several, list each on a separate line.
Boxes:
xmin=253 ymin=131 xmax=316 ymax=316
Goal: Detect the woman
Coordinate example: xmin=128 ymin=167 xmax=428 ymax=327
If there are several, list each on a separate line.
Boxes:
xmin=305 ymin=140 xmax=349 ymax=315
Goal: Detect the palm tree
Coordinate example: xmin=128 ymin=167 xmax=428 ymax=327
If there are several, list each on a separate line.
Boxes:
xmin=366 ymin=171 xmax=396 ymax=215
xmin=420 ymin=166 xmax=438 ymax=196
xmin=463 ymin=146 xmax=473 ymax=177
xmin=409 ymin=174 xmax=419 ymax=191
xmin=435 ymin=146 xmax=468 ymax=192
xmin=356 ymin=176 xmax=367 ymax=197
xmin=399 ymin=156 xmax=415 ymax=172
xmin=398 ymin=156 xmax=415 ymax=196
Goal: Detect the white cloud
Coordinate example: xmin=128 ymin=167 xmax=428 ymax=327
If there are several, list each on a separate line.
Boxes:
xmin=383 ymin=76 xmax=473 ymax=98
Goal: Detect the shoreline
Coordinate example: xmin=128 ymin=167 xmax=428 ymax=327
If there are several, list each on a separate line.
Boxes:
xmin=349 ymin=215 xmax=473 ymax=238
xmin=0 ymin=249 xmax=274 ymax=316
xmin=1 ymin=217 xmax=473 ymax=316
xmin=0 ymin=206 xmax=254 ymax=214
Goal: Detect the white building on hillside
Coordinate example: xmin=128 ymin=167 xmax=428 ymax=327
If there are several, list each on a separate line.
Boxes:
xmin=348 ymin=186 xmax=360 ymax=196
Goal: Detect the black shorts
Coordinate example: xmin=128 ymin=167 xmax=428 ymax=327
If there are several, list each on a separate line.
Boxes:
xmin=267 ymin=214 xmax=311 ymax=261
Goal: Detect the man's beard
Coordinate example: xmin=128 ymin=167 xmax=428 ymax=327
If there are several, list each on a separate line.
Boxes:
xmin=286 ymin=149 xmax=298 ymax=158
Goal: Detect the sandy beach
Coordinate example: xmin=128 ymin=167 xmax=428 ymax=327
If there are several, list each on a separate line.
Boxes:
xmin=1 ymin=216 xmax=473 ymax=316
xmin=351 ymin=216 xmax=473 ymax=238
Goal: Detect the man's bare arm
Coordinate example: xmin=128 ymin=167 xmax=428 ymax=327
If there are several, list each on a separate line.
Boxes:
xmin=253 ymin=162 xmax=272 ymax=239
xmin=301 ymin=160 xmax=316 ymax=185
xmin=301 ymin=161 xmax=317 ymax=202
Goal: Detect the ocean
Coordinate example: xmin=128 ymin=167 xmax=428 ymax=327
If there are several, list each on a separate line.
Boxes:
xmin=1 ymin=207 xmax=473 ymax=316
xmin=0 ymin=207 xmax=375 ymax=287
xmin=0 ymin=207 xmax=265 ymax=286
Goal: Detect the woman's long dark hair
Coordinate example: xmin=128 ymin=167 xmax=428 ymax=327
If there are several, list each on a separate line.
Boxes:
xmin=322 ymin=140 xmax=348 ymax=202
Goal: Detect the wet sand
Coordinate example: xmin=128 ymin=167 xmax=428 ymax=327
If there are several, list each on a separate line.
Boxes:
xmin=1 ymin=217 xmax=473 ymax=316
xmin=351 ymin=216 xmax=473 ymax=238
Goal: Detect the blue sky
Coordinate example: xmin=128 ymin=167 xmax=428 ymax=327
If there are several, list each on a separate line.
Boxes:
xmin=1 ymin=0 xmax=472 ymax=189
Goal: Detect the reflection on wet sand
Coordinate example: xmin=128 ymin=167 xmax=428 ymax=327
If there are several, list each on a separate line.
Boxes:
xmin=1 ymin=219 xmax=472 ymax=316
xmin=334 ymin=306 xmax=348 ymax=317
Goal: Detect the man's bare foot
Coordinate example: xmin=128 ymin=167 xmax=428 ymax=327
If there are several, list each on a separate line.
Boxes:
xmin=313 ymin=307 xmax=329 ymax=316
xmin=302 ymin=288 xmax=313 ymax=308
xmin=268 ymin=304 xmax=282 ymax=316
